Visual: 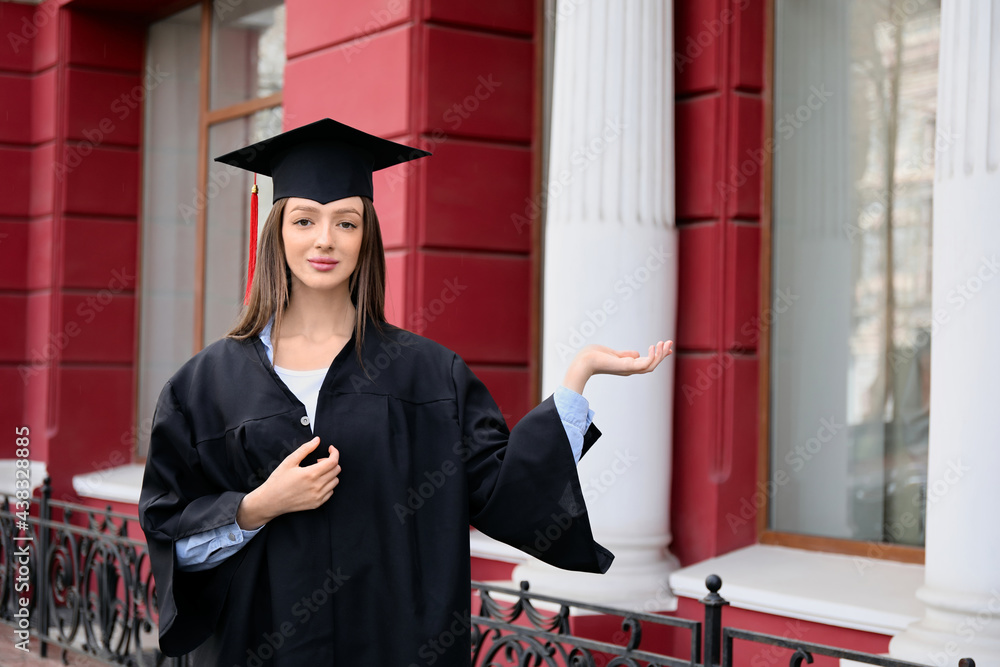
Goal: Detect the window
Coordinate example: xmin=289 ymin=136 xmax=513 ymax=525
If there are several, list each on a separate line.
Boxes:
xmin=136 ymin=0 xmax=285 ymax=456
xmin=764 ymin=0 xmax=940 ymax=558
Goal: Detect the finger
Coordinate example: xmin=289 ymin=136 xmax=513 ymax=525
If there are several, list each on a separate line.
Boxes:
xmin=647 ymin=342 xmax=666 ymax=370
xmin=317 ymin=464 xmax=342 ymax=482
xmin=284 ymin=436 xmax=321 ymax=466
xmin=322 ymin=477 xmax=341 ymax=495
xmin=618 ymin=350 xmax=641 ymax=358
xmin=321 ymin=485 xmax=337 ymax=503
xmin=319 ymin=445 xmax=340 ymax=467
xmin=314 ymin=462 xmax=341 ymax=485
xmin=636 ymin=342 xmax=663 ymax=370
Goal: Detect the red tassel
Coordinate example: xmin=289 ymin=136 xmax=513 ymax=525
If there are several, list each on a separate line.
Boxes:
xmin=244 ymin=174 xmax=259 ymax=306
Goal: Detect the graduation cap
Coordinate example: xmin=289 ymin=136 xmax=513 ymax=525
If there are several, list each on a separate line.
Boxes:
xmin=213 ymin=118 xmax=431 ymax=304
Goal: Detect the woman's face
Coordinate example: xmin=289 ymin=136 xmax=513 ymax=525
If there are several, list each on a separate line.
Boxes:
xmin=282 ymin=195 xmax=364 ymax=295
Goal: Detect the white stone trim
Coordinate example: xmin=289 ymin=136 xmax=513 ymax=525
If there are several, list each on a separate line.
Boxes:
xmin=0 ymin=460 xmax=47 ymax=498
xmin=72 ymin=463 xmax=145 ymax=504
xmin=669 ymin=545 xmax=925 ymax=636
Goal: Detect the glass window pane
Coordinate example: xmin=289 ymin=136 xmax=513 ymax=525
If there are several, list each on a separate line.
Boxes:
xmin=137 ymin=4 xmax=203 ymax=457
xmin=769 ymin=0 xmax=939 ymax=545
xmin=203 ymin=108 xmax=282 ymax=347
xmin=211 ymin=0 xmax=285 ymax=109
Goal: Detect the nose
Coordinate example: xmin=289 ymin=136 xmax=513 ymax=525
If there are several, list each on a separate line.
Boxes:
xmin=314 ymin=221 xmax=334 ymax=248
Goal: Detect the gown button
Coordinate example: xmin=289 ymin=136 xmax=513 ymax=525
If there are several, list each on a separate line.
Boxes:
xmin=300 ymin=415 xmax=310 ymax=426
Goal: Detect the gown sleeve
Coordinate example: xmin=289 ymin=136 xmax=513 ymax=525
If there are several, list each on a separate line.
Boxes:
xmin=138 ymin=380 xmax=257 ymax=657
xmin=453 ymin=354 xmax=614 ymax=574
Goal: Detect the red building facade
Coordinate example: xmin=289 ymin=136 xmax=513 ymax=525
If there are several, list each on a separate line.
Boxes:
xmin=1 ymin=0 xmax=935 ymax=664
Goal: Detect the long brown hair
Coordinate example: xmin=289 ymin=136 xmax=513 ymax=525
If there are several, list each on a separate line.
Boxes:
xmin=226 ymin=195 xmax=391 ymax=373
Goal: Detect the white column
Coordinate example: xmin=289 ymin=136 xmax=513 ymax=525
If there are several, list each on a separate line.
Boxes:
xmin=889 ymin=1 xmax=1000 ymax=665
xmin=511 ymin=0 xmax=678 ymax=611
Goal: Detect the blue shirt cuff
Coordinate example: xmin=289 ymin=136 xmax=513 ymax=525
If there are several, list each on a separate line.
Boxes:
xmin=175 ymin=519 xmax=263 ymax=571
xmin=554 ymin=385 xmax=595 ymax=464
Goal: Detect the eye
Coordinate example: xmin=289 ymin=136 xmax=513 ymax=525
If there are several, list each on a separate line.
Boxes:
xmin=338 ymin=221 xmax=358 ymax=229
xmin=292 ymin=218 xmax=312 ymax=227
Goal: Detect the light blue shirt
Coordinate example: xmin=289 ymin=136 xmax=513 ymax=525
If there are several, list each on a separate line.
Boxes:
xmin=174 ymin=319 xmax=594 ymax=571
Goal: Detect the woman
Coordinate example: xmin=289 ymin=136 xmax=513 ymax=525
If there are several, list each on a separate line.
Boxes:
xmin=138 ymin=118 xmax=672 ymax=666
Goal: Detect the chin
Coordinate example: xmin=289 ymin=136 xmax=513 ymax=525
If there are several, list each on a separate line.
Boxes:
xmin=300 ymin=279 xmax=349 ymax=294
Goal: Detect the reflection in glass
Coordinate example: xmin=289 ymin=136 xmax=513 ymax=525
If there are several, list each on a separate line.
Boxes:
xmin=211 ymin=0 xmax=285 ymax=109
xmin=770 ymin=0 xmax=939 ymax=545
xmin=204 ymin=108 xmax=282 ymax=347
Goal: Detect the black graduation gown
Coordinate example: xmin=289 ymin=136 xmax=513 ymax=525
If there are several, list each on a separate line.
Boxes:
xmin=138 ymin=316 xmax=613 ymax=666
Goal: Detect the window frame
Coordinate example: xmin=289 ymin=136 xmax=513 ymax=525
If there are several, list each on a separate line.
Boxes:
xmin=193 ymin=0 xmax=282 ymax=354
xmin=133 ymin=0 xmax=282 ymax=461
xmin=755 ymin=0 xmax=924 ymax=566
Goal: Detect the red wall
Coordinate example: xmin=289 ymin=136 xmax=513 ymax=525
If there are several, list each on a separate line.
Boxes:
xmin=671 ymin=0 xmax=765 ymax=566
xmin=284 ymin=0 xmax=539 ymax=423
xmin=2 ymin=0 xmax=542 ymax=497
xmin=1 ymin=0 xmax=146 ymax=500
xmin=0 ymin=1 xmax=44 ymax=461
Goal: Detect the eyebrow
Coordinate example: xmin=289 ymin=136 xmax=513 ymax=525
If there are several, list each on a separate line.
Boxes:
xmin=288 ymin=205 xmax=362 ymax=217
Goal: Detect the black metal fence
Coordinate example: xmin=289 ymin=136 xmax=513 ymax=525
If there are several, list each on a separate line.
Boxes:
xmin=0 ymin=477 xmax=184 ymax=666
xmin=0 ymin=478 xmax=977 ymax=667
xmin=470 ymin=576 xmax=977 ymax=667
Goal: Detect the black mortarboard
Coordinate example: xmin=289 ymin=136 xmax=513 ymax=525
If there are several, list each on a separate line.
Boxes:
xmin=214 ymin=117 xmax=431 ymax=205
xmin=213 ymin=118 xmax=431 ymax=304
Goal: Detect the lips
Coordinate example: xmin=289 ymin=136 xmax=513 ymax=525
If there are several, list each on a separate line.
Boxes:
xmin=308 ymin=258 xmax=339 ymax=271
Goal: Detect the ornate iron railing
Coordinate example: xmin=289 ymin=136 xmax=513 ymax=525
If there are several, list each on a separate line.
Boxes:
xmin=0 ymin=477 xmax=978 ymax=667
xmin=470 ymin=575 xmax=977 ymax=667
xmin=0 ymin=477 xmax=185 ymax=666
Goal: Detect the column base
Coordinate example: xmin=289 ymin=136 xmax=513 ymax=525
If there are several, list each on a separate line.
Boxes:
xmin=510 ymin=548 xmax=680 ymax=613
xmin=888 ymin=586 xmax=1000 ymax=666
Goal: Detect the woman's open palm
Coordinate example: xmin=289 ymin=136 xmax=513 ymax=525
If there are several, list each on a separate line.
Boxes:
xmin=584 ymin=340 xmax=673 ymax=377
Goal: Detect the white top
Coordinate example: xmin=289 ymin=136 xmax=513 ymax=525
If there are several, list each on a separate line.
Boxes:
xmin=272 ymin=365 xmax=328 ymax=432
